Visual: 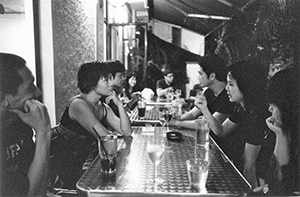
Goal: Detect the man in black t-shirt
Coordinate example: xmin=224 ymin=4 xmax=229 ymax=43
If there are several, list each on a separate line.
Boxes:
xmin=169 ymin=54 xmax=240 ymax=166
xmin=170 ymin=54 xmax=235 ymax=128
xmin=156 ymin=69 xmax=175 ymax=99
xmin=0 ymin=53 xmax=52 ymax=196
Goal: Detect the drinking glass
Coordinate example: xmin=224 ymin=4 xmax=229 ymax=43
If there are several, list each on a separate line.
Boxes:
xmin=158 ymin=109 xmax=173 ymax=151
xmin=98 ymin=136 xmax=118 ymax=174
xmin=195 ymin=119 xmax=210 ymax=150
xmin=138 ymin=100 xmax=146 ymax=119
xmin=163 ymin=108 xmax=173 ymax=132
xmin=147 ymin=131 xmax=165 ymax=185
xmin=186 ymin=158 xmax=209 ymax=191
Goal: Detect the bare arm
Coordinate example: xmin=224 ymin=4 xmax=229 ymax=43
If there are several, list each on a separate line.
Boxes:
xmin=194 ymin=94 xmax=237 ymax=137
xmin=105 ymin=92 xmax=132 ymax=136
xmin=180 ymin=106 xmax=202 ymax=120
xmin=169 ymin=119 xmax=198 ymax=130
xmin=243 ymin=143 xmax=261 ymax=188
xmin=170 ymin=111 xmax=231 ymax=132
xmin=157 ymin=86 xmax=173 ymax=97
xmin=266 ymin=117 xmax=290 ymax=166
xmin=11 ymin=100 xmax=52 ymax=196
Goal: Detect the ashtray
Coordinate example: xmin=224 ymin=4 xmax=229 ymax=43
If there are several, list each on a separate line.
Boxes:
xmin=167 ymin=131 xmax=183 ymax=142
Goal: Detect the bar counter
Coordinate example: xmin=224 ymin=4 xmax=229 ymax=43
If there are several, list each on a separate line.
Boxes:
xmin=130 ymin=105 xmax=162 ymax=126
xmin=76 ymin=127 xmax=251 ymax=196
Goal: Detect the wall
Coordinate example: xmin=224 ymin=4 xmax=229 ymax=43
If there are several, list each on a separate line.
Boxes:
xmin=51 ymin=0 xmax=103 ymax=123
xmin=0 ymin=1 xmax=36 ymax=81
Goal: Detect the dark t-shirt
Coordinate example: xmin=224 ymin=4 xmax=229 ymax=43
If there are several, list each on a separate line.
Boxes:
xmin=156 ymin=79 xmax=174 ymax=99
xmin=229 ymin=103 xmax=275 ymax=178
xmin=204 ymin=88 xmax=235 ymax=116
xmin=1 ymin=113 xmax=35 ymax=196
xmin=229 ymin=104 xmax=269 ymax=145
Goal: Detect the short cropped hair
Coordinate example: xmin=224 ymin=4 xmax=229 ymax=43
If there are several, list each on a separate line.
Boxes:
xmin=105 ymin=60 xmax=125 ymax=78
xmin=0 ymin=53 xmax=26 ymax=97
xmin=198 ymin=54 xmax=227 ymax=82
xmin=77 ymin=61 xmax=110 ymax=94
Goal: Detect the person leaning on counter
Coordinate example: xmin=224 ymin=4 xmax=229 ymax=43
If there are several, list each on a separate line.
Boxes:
xmin=50 ymin=61 xmax=132 ymax=190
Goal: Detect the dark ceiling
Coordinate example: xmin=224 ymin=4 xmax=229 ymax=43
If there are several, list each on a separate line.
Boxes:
xmin=148 ymin=0 xmax=253 ymax=36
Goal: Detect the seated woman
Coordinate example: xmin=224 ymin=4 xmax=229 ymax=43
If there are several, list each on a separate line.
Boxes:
xmin=252 ymin=68 xmax=299 ymax=196
xmin=50 ymin=61 xmax=132 ymax=189
xmin=195 ymin=60 xmax=275 ymax=188
xmin=121 ymin=72 xmax=143 ymax=110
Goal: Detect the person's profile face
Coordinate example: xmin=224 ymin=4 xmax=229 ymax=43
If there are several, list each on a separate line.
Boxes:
xmin=112 ymin=72 xmax=126 ymax=88
xmin=197 ymin=66 xmax=210 ymax=87
xmin=128 ymin=76 xmax=137 ymax=87
xmin=94 ymin=76 xmax=113 ymax=96
xmin=225 ymin=73 xmax=244 ymax=103
xmin=164 ymin=73 xmax=174 ymax=84
xmin=6 ymin=67 xmax=42 ymax=111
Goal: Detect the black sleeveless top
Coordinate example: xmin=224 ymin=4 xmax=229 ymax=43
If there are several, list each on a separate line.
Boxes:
xmin=60 ymin=96 xmax=109 ymax=140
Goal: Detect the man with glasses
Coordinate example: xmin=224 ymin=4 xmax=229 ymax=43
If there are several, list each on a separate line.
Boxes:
xmin=156 ymin=69 xmax=175 ymax=99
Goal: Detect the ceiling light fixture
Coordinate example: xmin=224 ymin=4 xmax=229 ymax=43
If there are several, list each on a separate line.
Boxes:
xmin=187 ymin=14 xmax=231 ymax=20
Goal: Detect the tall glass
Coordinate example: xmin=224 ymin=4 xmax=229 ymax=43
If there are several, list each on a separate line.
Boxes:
xmin=195 ymin=118 xmax=210 ymax=150
xmin=163 ymin=108 xmax=173 ymax=132
xmin=98 ymin=136 xmax=118 ymax=174
xmin=138 ymin=99 xmax=146 ymax=119
xmin=159 ymin=108 xmax=173 ymax=151
xmin=147 ymin=130 xmax=165 ymax=185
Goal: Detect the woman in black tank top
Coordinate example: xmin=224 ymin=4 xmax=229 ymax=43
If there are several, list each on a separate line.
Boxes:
xmin=50 ymin=61 xmax=132 ymax=189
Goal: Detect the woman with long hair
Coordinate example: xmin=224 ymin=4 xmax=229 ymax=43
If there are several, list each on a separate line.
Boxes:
xmin=121 ymin=72 xmax=143 ymax=110
xmin=253 ymin=68 xmax=299 ymax=195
